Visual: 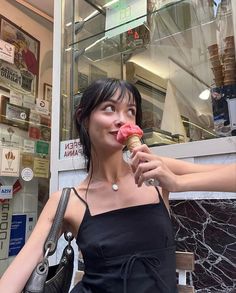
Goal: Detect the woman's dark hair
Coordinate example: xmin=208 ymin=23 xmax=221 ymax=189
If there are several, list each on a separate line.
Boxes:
xmin=75 ymin=78 xmax=142 ymax=172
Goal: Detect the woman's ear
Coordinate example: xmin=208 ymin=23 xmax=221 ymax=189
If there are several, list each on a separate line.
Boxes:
xmin=84 ymin=118 xmax=89 ymax=131
xmin=75 ymin=107 xmax=82 ymax=123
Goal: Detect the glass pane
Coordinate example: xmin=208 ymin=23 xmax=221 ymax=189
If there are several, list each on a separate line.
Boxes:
xmin=60 ymin=0 xmax=235 ymax=150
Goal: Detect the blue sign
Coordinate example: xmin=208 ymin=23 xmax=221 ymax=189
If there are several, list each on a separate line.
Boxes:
xmin=0 ymin=185 xmax=13 ymax=199
xmin=9 ymin=214 xmax=26 ymax=256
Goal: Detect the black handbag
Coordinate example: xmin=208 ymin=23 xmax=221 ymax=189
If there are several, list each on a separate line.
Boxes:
xmin=23 ymin=187 xmax=74 ymax=293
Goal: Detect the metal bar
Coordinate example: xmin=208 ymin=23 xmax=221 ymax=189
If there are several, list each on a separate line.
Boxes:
xmin=15 ymin=0 xmax=53 ymax=23
xmin=85 ymin=0 xmax=106 ymax=15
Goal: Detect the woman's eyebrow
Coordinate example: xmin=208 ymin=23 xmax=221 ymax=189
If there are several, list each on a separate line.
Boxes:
xmin=103 ymin=99 xmax=136 ymax=107
xmin=128 ymin=103 xmax=136 ymax=107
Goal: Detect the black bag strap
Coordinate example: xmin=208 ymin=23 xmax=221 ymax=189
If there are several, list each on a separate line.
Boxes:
xmin=44 ymin=187 xmax=71 ymax=256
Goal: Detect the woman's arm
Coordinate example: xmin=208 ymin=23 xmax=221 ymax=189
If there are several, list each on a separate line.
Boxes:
xmin=0 ymin=191 xmax=61 ymax=293
xmin=131 ymin=145 xmax=236 ymax=192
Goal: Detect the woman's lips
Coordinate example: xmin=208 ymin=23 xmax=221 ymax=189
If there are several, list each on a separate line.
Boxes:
xmin=110 ymin=131 xmax=119 ymax=138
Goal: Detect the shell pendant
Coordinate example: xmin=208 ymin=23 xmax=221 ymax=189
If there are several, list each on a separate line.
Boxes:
xmin=112 ymin=183 xmax=119 ymax=191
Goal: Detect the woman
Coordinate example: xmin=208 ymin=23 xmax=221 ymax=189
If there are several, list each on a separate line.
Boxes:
xmin=71 ymin=78 xmax=177 ymax=292
xmin=0 ymin=78 xmax=234 ymax=293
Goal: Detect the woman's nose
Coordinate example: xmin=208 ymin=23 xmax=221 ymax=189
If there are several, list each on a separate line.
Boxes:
xmin=114 ymin=113 xmax=126 ymax=127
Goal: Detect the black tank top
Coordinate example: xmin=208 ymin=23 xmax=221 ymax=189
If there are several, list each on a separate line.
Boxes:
xmin=71 ymin=188 xmax=177 ymax=293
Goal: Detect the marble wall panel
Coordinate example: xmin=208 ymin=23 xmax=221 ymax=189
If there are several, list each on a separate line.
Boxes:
xmin=170 ymin=199 xmax=236 ymax=293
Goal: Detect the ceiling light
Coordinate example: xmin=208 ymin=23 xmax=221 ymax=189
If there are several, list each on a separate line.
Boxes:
xmin=199 ymin=89 xmax=210 ymax=100
xmin=103 ymin=0 xmax=119 ymax=8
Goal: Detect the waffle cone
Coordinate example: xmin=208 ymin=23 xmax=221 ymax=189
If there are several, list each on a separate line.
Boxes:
xmin=126 ymin=135 xmax=142 ymax=151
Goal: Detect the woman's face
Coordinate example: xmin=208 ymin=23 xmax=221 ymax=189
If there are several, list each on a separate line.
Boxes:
xmin=88 ymin=89 xmax=137 ymax=152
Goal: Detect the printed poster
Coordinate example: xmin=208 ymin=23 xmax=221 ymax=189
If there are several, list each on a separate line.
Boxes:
xmin=0 ymin=128 xmax=21 ymax=148
xmin=0 ymin=147 xmax=20 ymax=177
xmin=9 ymin=214 xmax=27 ymax=257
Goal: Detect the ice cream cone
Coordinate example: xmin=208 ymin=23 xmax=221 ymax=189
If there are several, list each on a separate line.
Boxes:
xmin=7 ymin=159 xmax=13 ymax=169
xmin=126 ymin=135 xmax=142 ymax=151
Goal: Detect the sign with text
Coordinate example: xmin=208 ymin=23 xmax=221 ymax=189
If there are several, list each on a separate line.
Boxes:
xmin=0 ymin=185 xmax=13 ymax=199
xmin=0 ymin=200 xmax=13 ymax=260
xmin=105 ymin=0 xmax=147 ymax=39
xmin=33 ymin=157 xmax=49 ymax=178
xmin=60 ymin=139 xmax=83 ymax=159
xmin=5 ymin=103 xmax=30 ymax=131
xmin=0 ymin=39 xmax=15 ymax=64
xmin=35 ymin=140 xmax=49 ymax=155
xmin=23 ymin=95 xmax=35 ymax=110
xmin=21 ymin=153 xmax=34 ymax=169
xmin=9 ymin=90 xmax=23 ymax=106
xmin=0 ymin=147 xmax=20 ymax=177
xmin=23 ymin=139 xmax=35 ymax=153
xmin=9 ymin=214 xmax=27 ymax=256
xmin=35 ymin=99 xmax=49 ymax=115
xmin=21 ymin=167 xmax=34 ymax=182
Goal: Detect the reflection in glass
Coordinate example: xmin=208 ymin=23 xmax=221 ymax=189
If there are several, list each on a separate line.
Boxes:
xmin=60 ymin=0 xmax=235 ymax=146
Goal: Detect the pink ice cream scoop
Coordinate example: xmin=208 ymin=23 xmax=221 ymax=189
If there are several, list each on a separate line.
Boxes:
xmin=117 ymin=123 xmax=143 ymax=151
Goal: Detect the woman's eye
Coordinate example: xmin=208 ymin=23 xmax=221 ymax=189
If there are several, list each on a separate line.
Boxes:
xmin=128 ymin=108 xmax=136 ymax=116
xmin=104 ymin=105 xmax=115 ymax=112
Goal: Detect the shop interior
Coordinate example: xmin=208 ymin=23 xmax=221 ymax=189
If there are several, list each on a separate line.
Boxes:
xmin=60 ymin=0 xmax=236 ymax=147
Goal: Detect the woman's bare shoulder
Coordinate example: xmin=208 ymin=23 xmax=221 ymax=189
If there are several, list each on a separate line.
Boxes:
xmin=61 ymin=185 xmax=88 ymax=236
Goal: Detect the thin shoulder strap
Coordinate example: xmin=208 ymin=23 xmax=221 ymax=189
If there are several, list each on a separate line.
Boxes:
xmin=155 ymin=187 xmax=171 ymax=216
xmin=155 ymin=186 xmax=163 ymax=203
xmin=71 ymin=187 xmax=88 ymax=206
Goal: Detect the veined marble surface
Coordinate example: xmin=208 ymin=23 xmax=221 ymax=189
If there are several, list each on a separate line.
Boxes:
xmin=170 ymin=199 xmax=236 ymax=293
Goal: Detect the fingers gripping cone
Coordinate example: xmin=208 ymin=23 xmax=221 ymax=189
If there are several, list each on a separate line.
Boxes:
xmin=117 ymin=123 xmax=159 ymax=186
xmin=126 ymin=135 xmax=142 ymax=151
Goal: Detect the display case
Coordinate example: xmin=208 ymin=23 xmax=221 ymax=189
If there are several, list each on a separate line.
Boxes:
xmin=60 ymin=0 xmax=236 ymax=148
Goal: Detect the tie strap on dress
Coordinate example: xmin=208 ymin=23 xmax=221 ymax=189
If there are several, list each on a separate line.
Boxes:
xmin=120 ymin=252 xmax=170 ymax=293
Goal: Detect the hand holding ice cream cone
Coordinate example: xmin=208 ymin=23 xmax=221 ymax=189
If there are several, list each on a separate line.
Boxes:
xmin=117 ymin=123 xmax=159 ymax=187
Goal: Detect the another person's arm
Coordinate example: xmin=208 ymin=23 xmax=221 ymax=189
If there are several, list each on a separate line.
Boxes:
xmin=172 ymin=163 xmax=236 ymax=192
xmin=131 ymin=144 xmax=236 ymax=192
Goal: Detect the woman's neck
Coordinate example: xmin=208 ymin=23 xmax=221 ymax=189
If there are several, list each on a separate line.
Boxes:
xmin=89 ymin=152 xmax=130 ymax=183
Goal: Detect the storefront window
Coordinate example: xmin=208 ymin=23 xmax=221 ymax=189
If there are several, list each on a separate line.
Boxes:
xmin=0 ymin=12 xmax=51 ymax=270
xmin=60 ymin=0 xmax=235 ymax=148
